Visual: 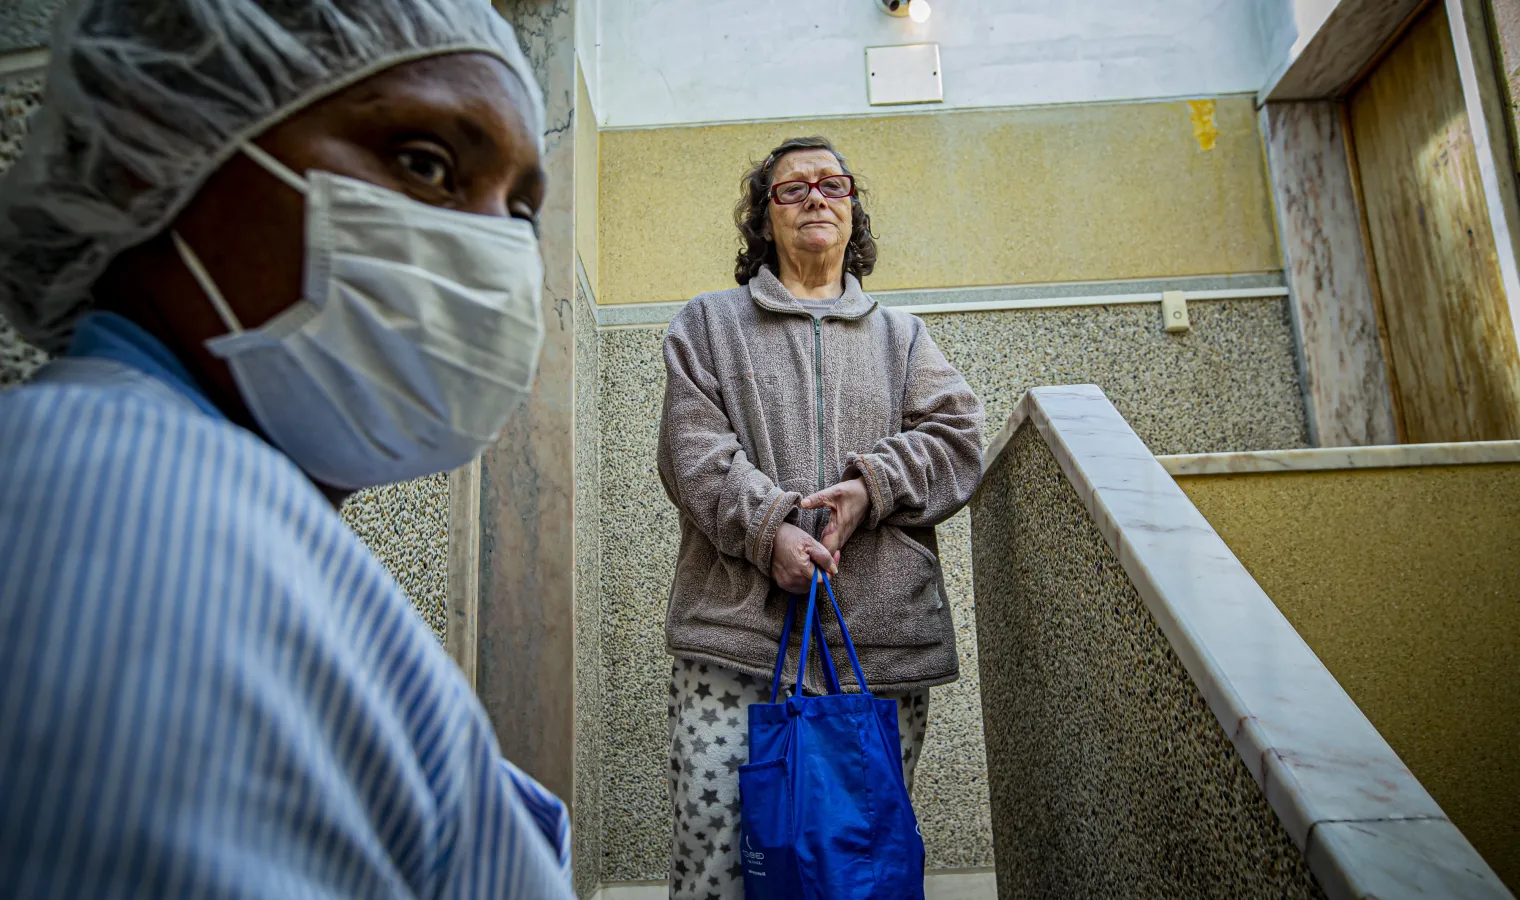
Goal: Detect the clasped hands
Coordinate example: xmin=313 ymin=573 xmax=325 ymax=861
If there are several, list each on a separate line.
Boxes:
xmin=769 ymin=477 xmax=869 ymax=594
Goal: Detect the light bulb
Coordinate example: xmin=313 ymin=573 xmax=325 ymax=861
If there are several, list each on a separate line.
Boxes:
xmin=908 ymin=0 xmax=931 ymax=23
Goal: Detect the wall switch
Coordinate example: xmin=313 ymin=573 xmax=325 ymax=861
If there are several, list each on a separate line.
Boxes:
xmin=1162 ymin=290 xmax=1190 ymax=333
xmin=866 ymin=43 xmax=943 ymax=106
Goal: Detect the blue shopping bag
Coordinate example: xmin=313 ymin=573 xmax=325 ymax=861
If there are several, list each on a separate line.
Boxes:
xmin=739 ymin=570 xmax=926 ymax=900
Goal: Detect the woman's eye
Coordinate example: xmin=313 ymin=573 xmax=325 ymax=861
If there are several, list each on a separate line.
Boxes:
xmin=396 ymin=147 xmax=454 ymax=190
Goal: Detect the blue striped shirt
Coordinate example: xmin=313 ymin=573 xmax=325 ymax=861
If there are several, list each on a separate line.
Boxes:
xmin=0 ymin=313 xmax=573 ymax=899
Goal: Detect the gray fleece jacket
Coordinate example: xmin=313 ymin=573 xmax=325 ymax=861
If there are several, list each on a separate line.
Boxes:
xmin=657 ymin=266 xmax=985 ymax=693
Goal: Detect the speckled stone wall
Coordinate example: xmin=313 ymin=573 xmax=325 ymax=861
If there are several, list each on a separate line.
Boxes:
xmin=0 ymin=69 xmax=49 ymax=389
xmin=972 ymin=424 xmax=1323 ymax=899
xmin=597 ymin=325 xmax=674 ymax=881
xmin=339 ymin=477 xmax=451 ymax=641
xmin=0 ymin=1 xmax=63 ymax=53
xmin=592 ymin=296 xmax=1308 ymax=881
xmin=927 ymin=298 xmax=1310 ymax=456
xmin=1179 ymin=463 xmax=1520 ymax=890
xmin=572 ymin=277 xmax=605 ymax=899
xmin=0 ymin=70 xmax=42 ymax=171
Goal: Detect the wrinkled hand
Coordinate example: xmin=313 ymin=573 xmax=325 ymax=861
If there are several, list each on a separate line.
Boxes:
xmin=771 ymin=523 xmax=836 ymax=594
xmin=801 ymin=478 xmax=870 ymax=557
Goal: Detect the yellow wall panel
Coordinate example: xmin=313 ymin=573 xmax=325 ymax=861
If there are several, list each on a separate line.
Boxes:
xmin=597 ymin=95 xmax=1279 ymax=305
xmin=1178 ymin=464 xmax=1520 ymax=891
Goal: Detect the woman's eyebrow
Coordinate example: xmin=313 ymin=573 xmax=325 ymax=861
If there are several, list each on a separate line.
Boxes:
xmin=454 ymin=115 xmax=493 ymax=153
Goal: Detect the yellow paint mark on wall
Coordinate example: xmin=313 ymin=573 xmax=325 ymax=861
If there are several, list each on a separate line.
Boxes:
xmin=1188 ymin=99 xmax=1219 ymax=151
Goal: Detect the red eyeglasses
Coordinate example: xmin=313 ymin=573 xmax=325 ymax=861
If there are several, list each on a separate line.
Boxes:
xmin=769 ymin=174 xmax=856 ymax=205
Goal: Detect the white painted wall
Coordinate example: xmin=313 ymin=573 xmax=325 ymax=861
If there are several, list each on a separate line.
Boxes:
xmin=1252 ymin=0 xmax=1343 ymax=83
xmin=575 ymin=0 xmax=598 ymax=114
xmin=1252 ymin=0 xmax=1299 ymax=72
xmin=596 ymin=0 xmax=1272 ymax=128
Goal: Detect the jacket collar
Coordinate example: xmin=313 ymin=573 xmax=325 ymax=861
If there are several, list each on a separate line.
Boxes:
xmin=63 ymin=311 xmax=225 ymax=421
xmin=747 ymin=265 xmax=877 ymax=320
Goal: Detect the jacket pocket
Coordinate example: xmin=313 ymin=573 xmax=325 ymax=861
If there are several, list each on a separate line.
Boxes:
xmin=738 ymin=757 xmax=800 ymax=897
xmin=832 ymin=526 xmax=946 ymax=649
xmin=885 ymin=525 xmax=940 ymax=572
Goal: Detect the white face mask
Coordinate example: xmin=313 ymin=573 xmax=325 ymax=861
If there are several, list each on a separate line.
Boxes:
xmin=172 ymin=143 xmax=546 ymax=491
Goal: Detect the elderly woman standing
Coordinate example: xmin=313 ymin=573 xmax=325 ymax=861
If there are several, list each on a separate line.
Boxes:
xmin=657 ymin=137 xmax=985 ymax=898
xmin=0 ymin=1 xmax=570 ymax=896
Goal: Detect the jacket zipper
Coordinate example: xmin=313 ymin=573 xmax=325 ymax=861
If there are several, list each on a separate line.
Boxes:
xmin=810 ymin=316 xmax=827 ymax=692
xmin=813 ymin=318 xmax=826 ymax=497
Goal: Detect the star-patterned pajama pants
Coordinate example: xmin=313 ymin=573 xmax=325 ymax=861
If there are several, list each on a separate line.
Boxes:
xmin=666 ymin=657 xmax=930 ymax=899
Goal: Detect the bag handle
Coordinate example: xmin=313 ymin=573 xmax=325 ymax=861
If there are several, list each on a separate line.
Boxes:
xmin=768 ymin=581 xmax=843 ymax=703
xmin=768 ymin=569 xmax=872 ymax=701
xmin=819 ymin=571 xmax=870 ymax=693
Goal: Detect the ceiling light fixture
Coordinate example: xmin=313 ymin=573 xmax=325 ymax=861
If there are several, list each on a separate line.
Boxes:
xmin=877 ymin=0 xmax=932 ymax=23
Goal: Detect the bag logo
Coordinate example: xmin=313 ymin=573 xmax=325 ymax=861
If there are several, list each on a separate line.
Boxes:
xmin=743 ymin=834 xmax=766 ymax=865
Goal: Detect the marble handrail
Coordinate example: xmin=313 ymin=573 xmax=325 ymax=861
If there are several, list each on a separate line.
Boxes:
xmin=0 ymin=49 xmax=49 ymax=77
xmin=984 ymin=385 xmax=1511 ymax=899
xmin=1157 ymin=440 xmax=1520 ymax=476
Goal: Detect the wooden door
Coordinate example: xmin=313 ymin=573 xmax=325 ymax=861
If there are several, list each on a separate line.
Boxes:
xmin=1350 ymin=5 xmax=1520 ymax=442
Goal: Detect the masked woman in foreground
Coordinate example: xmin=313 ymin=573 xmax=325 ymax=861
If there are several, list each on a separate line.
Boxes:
xmin=0 ymin=1 xmax=570 ymax=896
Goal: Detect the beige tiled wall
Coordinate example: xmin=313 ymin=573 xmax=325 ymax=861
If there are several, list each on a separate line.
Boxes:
xmin=597 ymin=95 xmax=1279 ymax=306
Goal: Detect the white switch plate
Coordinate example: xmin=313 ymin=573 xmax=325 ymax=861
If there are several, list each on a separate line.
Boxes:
xmin=1162 ymin=290 xmax=1191 ymax=333
xmin=866 ymin=43 xmax=943 ymax=106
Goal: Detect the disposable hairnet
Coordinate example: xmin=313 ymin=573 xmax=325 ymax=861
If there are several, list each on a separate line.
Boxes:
xmin=0 ymin=0 xmax=544 ymax=353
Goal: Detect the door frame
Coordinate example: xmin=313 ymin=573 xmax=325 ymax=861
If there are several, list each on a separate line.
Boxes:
xmin=1259 ymin=0 xmax=1520 ymax=445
